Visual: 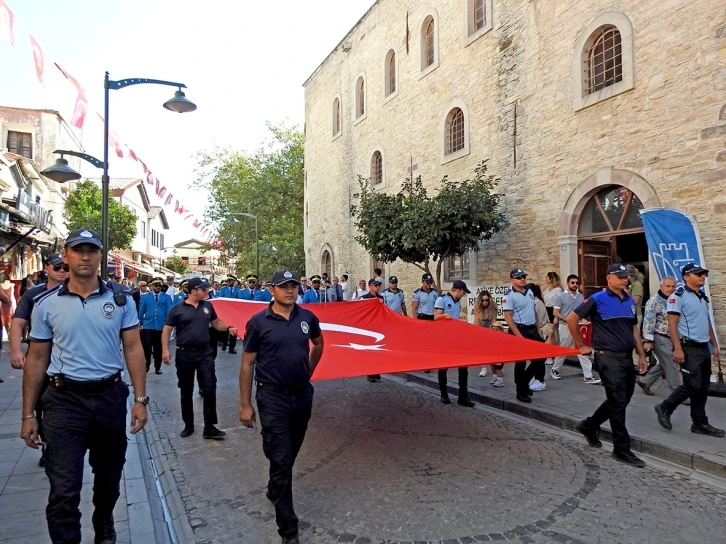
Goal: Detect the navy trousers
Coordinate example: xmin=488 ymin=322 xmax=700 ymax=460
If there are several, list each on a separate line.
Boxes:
xmin=661 ymin=342 xmax=711 ymax=425
xmin=175 ymin=348 xmax=218 ymax=427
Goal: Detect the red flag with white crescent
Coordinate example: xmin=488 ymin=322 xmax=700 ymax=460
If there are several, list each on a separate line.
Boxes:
xmin=29 ymin=34 xmax=45 ymax=84
xmin=0 ymin=1 xmax=15 ymax=47
xmin=210 ymin=299 xmax=579 ymax=381
xmin=71 ymin=90 xmax=88 ymax=129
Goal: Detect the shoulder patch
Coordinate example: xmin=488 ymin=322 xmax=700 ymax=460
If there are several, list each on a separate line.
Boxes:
xmin=674 ymin=287 xmax=685 ymax=296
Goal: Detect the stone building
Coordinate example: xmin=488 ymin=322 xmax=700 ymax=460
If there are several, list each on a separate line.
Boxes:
xmin=303 ymin=1 xmax=726 ymax=332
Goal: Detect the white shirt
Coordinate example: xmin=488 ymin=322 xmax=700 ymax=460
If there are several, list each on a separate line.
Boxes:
xmin=341 ymin=281 xmax=349 ymax=301
xmin=165 ymin=285 xmax=177 ymax=298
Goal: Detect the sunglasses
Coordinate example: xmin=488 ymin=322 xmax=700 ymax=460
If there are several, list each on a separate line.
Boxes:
xmin=512 ymin=276 xmax=526 ymax=280
xmin=481 ymin=298 xmax=490 ymax=302
xmin=248 ymin=280 xmax=256 ymax=284
xmin=694 ymin=271 xmax=708 ymax=277
xmin=569 ymin=281 xmax=580 ymax=285
xmin=52 ymin=264 xmax=70 ymax=272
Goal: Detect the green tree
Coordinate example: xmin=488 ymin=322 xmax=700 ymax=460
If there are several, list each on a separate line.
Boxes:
xmin=164 ymin=255 xmax=189 ymax=274
xmin=195 ymin=123 xmax=304 ymax=279
xmin=64 ymin=179 xmax=137 ymax=250
xmin=350 ymin=160 xmax=508 ymax=290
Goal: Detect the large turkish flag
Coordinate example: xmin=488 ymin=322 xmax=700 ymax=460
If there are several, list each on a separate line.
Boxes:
xmin=210 ymin=299 xmax=580 ymax=381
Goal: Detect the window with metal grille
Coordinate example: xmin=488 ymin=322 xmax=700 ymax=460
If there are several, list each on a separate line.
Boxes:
xmin=446 ymin=108 xmax=465 ymax=155
xmin=7 ymin=131 xmax=32 ymax=158
xmin=586 ymin=25 xmax=622 ymax=94
xmin=357 ymin=78 xmax=365 ymax=117
xmin=388 ymin=52 xmax=396 ymax=95
xmin=446 ymin=253 xmax=470 ymax=280
xmin=474 ymin=0 xmax=485 ymax=31
xmin=333 ymin=97 xmax=341 ymax=135
xmin=425 ymin=18 xmax=435 ymax=68
xmin=371 ymin=151 xmax=383 ymax=185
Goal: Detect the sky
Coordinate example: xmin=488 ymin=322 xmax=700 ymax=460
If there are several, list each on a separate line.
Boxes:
xmin=0 ymin=0 xmax=374 ymax=243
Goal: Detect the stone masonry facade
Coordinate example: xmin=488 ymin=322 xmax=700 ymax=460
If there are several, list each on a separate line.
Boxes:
xmin=304 ymin=1 xmax=726 ymax=338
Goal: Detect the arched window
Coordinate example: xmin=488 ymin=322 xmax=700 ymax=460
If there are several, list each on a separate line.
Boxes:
xmin=321 ymin=250 xmax=332 ymax=278
xmin=332 ymin=97 xmax=341 ymax=136
xmin=424 ymin=18 xmax=435 ymax=68
xmin=445 ymin=108 xmax=465 ymax=155
xmin=586 ymin=25 xmax=622 ymax=94
xmin=385 ymin=50 xmax=397 ymax=96
xmin=371 ymin=151 xmax=383 ymax=185
xmin=356 ymin=77 xmax=365 ymax=118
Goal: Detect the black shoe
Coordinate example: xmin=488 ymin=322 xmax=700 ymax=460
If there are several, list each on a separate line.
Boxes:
xmin=266 ymin=490 xmax=274 ymax=503
xmin=281 ymin=536 xmax=299 ymax=544
xmin=526 ymin=389 xmax=534 ymax=396
xmin=155 ymin=369 xmax=162 ymax=375
xmin=180 ymin=426 xmax=194 ymax=438
xmin=440 ymin=396 xmax=451 ymax=404
xmin=203 ymin=426 xmax=226 ymax=440
xmin=654 ymin=404 xmax=672 ymax=430
xmin=575 ymin=420 xmax=602 ymax=448
xmin=457 ymin=397 xmax=475 ymax=408
xmin=93 ymin=514 xmax=116 ymax=544
xmin=516 ymin=394 xmax=532 ymax=403
xmin=228 ymin=349 xmax=238 ymax=354
xmin=612 ymin=449 xmax=646 ymax=468
xmin=221 ymin=345 xmax=227 ymax=351
xmin=691 ymin=423 xmax=726 ymax=437
xmin=367 ymin=376 xmax=377 ymax=383
xmin=423 ymin=370 xmax=430 ymax=373
xmin=0 ymin=378 xmax=3 ymax=383
xmin=38 ymin=445 xmax=46 ymax=467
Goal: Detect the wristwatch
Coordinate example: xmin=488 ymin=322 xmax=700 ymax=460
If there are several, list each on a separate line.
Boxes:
xmin=134 ymin=396 xmax=150 ymax=406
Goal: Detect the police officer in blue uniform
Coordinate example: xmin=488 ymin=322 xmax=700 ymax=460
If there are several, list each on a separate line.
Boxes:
xmin=568 ymin=263 xmax=648 ymax=467
xmin=382 ymin=276 xmax=407 ymax=316
xmin=219 ymin=274 xmax=241 ymax=299
xmin=411 ymin=273 xmax=438 ymax=320
xmin=254 ymin=280 xmax=273 ymax=302
xmin=302 ymin=275 xmax=328 ymax=303
xmin=240 ymin=269 xmax=324 ymax=544
xmin=138 ymin=277 xmax=173 ymax=374
xmin=172 ymin=279 xmax=189 ymax=306
xmin=435 ymin=280 xmax=474 ymax=407
xmin=240 ymin=274 xmax=260 ymax=300
xmin=654 ymin=264 xmax=724 ymax=437
xmin=20 ymin=228 xmax=148 ymax=544
xmin=502 ymin=268 xmax=546 ymax=404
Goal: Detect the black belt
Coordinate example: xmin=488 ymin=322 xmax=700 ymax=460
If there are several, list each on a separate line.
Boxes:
xmin=516 ymin=324 xmax=538 ymax=329
xmin=654 ymin=332 xmax=671 ymax=339
xmin=417 ymin=314 xmax=434 ymax=320
xmin=50 ymin=372 xmax=122 ymax=393
xmin=680 ymin=337 xmax=709 ymax=347
xmin=594 ymin=350 xmax=631 ymax=358
xmin=257 ymin=381 xmax=310 ymax=395
xmin=177 ymin=344 xmax=209 ymax=352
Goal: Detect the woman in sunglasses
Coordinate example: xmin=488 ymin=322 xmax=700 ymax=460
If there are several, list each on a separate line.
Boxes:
xmin=474 ymin=291 xmax=506 ymax=386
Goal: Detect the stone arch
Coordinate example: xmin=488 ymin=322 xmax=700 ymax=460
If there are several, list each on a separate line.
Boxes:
xmin=320 ymin=243 xmax=335 ymax=277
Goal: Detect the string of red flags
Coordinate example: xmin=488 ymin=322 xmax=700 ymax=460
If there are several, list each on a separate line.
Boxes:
xmin=0 ymin=1 xmax=220 ymax=246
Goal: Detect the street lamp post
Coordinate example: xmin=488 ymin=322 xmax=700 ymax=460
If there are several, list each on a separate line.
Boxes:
xmin=228 ymin=212 xmax=259 ymax=281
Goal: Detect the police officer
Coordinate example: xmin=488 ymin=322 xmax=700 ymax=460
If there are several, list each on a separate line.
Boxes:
xmin=568 ymin=263 xmax=648 ymax=467
xmin=240 ymin=269 xmax=324 ymax=544
xmin=172 ymin=279 xmax=189 ymax=306
xmin=502 ymin=268 xmax=546 ymax=404
xmin=361 ymin=278 xmax=384 ymax=382
xmin=162 ymin=277 xmax=237 ymax=439
xmin=10 ymin=253 xmax=69 ymax=467
xmin=240 ymin=273 xmax=259 ymax=300
xmin=654 ymin=264 xmax=724 ymax=437
xmin=411 ymin=273 xmax=438 ymax=320
xmin=219 ymin=274 xmax=241 ymax=299
xmin=382 ymin=276 xmax=407 ymax=316
xmin=435 ymin=280 xmax=474 ymax=407
xmin=302 ymin=275 xmax=327 ymax=303
xmin=20 ymin=228 xmax=148 ymax=544
xmin=255 ymin=281 xmax=273 ymax=302
xmin=139 ymin=277 xmax=173 ymax=374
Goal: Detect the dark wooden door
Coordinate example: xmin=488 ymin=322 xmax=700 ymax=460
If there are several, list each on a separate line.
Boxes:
xmin=579 ymin=240 xmax=613 ymax=297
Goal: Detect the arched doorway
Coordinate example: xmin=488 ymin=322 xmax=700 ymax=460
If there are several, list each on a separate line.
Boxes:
xmin=578 ymin=185 xmax=648 ymax=296
xmin=321 ymin=249 xmax=332 ymax=278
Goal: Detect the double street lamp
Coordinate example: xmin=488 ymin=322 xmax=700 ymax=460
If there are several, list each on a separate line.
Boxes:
xmin=41 ymin=72 xmax=196 ymax=278
xmin=228 ymin=212 xmax=259 ymax=281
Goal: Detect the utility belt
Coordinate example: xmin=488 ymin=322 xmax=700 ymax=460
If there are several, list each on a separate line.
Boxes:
xmin=417 ymin=314 xmax=434 ymax=320
xmin=593 ymin=350 xmax=631 ymax=358
xmin=680 ymin=337 xmax=709 ymax=347
xmin=256 ymin=381 xmax=310 ymax=396
xmin=49 ymin=372 xmax=122 ymax=393
xmin=176 ymin=344 xmax=209 ymax=353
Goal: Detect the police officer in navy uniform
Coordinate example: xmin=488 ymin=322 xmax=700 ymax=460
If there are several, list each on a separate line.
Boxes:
xmin=20 ymin=228 xmax=148 ymax=544
xmin=382 ymin=276 xmax=407 ymax=316
xmin=138 ymin=277 xmax=173 ymax=374
xmin=568 ymin=263 xmax=649 ymax=467
xmin=654 ymin=264 xmax=724 ymax=437
xmin=502 ymin=268 xmax=546 ymax=404
xmin=411 ymin=273 xmax=438 ymax=320
xmin=240 ymin=269 xmax=324 ymax=544
xmin=361 ymin=278 xmax=384 ymax=382
xmin=162 ymin=277 xmax=237 ymax=439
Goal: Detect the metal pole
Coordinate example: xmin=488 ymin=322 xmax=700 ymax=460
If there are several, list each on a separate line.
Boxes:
xmin=255 ymin=215 xmax=260 ymax=281
xmin=101 ymin=71 xmax=111 ymax=279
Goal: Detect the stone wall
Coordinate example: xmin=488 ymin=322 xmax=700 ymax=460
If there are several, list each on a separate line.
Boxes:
xmin=304 ymin=1 xmax=726 ymax=342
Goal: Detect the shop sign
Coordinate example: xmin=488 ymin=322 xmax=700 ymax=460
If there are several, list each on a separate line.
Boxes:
xmin=15 ymin=190 xmax=53 ymax=234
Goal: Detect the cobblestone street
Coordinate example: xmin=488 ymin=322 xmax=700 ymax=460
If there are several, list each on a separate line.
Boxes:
xmin=146 ymin=350 xmax=726 ymax=544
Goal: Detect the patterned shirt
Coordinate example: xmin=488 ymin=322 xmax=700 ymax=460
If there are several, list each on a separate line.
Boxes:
xmin=641 ymin=291 xmax=669 ymax=341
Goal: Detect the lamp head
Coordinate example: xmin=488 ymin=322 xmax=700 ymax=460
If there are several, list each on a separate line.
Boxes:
xmin=163 ymin=89 xmax=197 ymax=113
xmin=40 ymin=157 xmax=81 ymax=183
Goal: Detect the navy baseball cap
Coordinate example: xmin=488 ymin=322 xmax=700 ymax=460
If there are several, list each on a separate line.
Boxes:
xmin=65 ymin=228 xmax=103 ymax=248
xmin=681 ymin=263 xmax=709 ymax=276
xmin=389 ymin=276 xmax=399 ymax=283
xmin=422 ymin=273 xmax=434 ymax=283
xmin=510 ymin=268 xmax=527 ymax=278
xmin=452 ymin=279 xmax=471 ymax=294
xmin=44 ymin=253 xmax=64 ymax=266
xmin=270 ymin=269 xmax=301 ymax=286
xmin=187 ymin=277 xmax=211 ymax=290
xmin=606 ymin=263 xmax=629 ymax=277
xmin=369 ymin=278 xmax=382 ymax=286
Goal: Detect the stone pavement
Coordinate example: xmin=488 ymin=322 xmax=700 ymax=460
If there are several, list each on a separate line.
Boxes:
xmin=404 ymin=359 xmax=726 ymax=478
xmin=144 ymin=348 xmax=726 ymax=544
xmin=0 ymin=364 xmax=171 ymax=544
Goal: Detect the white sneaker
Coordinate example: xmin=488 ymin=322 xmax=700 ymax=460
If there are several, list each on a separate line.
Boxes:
xmin=490 ymin=376 xmax=499 ymax=384
xmin=530 ymin=380 xmax=547 ymax=391
xmin=492 ymin=377 xmax=504 ymax=387
xmin=545 ymin=358 xmax=554 ymax=365
xmin=583 ymin=376 xmax=602 ymax=385
xmin=479 ymin=367 xmax=489 ymax=377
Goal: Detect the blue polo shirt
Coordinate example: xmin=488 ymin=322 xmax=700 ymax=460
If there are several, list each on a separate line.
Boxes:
xmin=138 ymin=291 xmax=173 ymax=330
xmin=573 ymin=288 xmax=637 ymax=352
xmin=434 ymin=292 xmax=461 ymax=318
xmin=501 ymin=287 xmax=536 ymax=326
xmin=667 ymin=286 xmax=711 ymax=343
xmin=412 ymin=287 xmax=438 ymax=316
xmin=382 ymin=288 xmax=405 ymax=314
xmin=243 ymin=303 xmax=322 ymax=386
xmin=219 ymin=285 xmax=241 ymax=299
xmin=30 ymin=279 xmax=139 ymax=380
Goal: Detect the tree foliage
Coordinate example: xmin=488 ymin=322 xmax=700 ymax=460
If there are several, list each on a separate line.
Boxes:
xmin=64 ymin=179 xmax=137 ymax=250
xmin=164 ymin=255 xmax=189 ymax=274
xmin=195 ymin=123 xmax=304 ymax=280
xmin=350 ymin=160 xmax=508 ymax=290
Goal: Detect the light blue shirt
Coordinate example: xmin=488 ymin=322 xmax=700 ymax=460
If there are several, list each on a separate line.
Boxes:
xmin=254 ymin=289 xmax=272 ymax=302
xmin=239 ymin=287 xmax=259 ymax=301
xmin=382 ymin=288 xmax=406 ymax=314
xmin=434 ymin=293 xmax=461 ymax=318
xmin=667 ymin=286 xmax=711 ymax=343
xmin=501 ymin=287 xmax=536 ymax=325
xmin=412 ymin=287 xmax=438 ymax=316
xmin=173 ymin=292 xmax=187 ymax=306
xmin=30 ymin=280 xmax=139 ymax=380
xmin=138 ymin=291 xmax=173 ymax=330
xmin=219 ymin=285 xmax=241 ymax=299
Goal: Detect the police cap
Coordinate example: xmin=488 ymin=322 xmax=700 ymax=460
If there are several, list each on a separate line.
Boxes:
xmin=422 ymin=273 xmax=434 ymax=284
xmin=681 ymin=263 xmax=709 ymax=277
xmin=270 ymin=269 xmax=301 ymax=286
xmin=606 ymin=263 xmax=629 ymax=277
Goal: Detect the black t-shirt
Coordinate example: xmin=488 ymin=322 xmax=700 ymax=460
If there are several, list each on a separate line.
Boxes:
xmin=243 ymin=303 xmax=321 ymax=386
xmin=165 ymin=300 xmax=218 ymax=346
xmin=13 ymin=283 xmax=48 ymax=322
xmin=360 ymin=293 xmax=383 ymax=301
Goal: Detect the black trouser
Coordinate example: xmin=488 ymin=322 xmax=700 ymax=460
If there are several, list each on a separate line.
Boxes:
xmin=209 ymin=328 xmax=221 ymax=359
xmin=220 ymin=330 xmax=237 ymax=351
xmin=438 ymin=367 xmax=469 ymax=399
xmin=661 ymin=342 xmax=711 ymax=425
xmin=256 ymin=384 xmax=314 ymax=538
xmin=585 ymin=351 xmax=636 ymax=452
xmin=42 ymin=380 xmax=129 ymax=544
xmin=175 ymin=347 xmax=218 ymax=428
xmin=36 ymin=377 xmax=50 ymax=443
xmin=510 ymin=325 xmax=546 ymax=395
xmin=141 ymin=328 xmax=163 ymax=371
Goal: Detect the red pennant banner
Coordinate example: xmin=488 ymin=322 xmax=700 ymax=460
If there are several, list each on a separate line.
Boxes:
xmin=210 ymin=299 xmax=580 ymax=381
xmin=29 ymin=34 xmax=44 ymax=84
xmin=0 ymin=0 xmax=15 ymax=47
xmin=71 ymin=90 xmax=87 ymax=129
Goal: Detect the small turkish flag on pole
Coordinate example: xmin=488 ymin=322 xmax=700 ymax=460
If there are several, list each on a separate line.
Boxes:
xmin=29 ymin=34 xmax=45 ymax=84
xmin=71 ymin=91 xmax=88 ymax=129
xmin=0 ymin=1 xmax=15 ymax=47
